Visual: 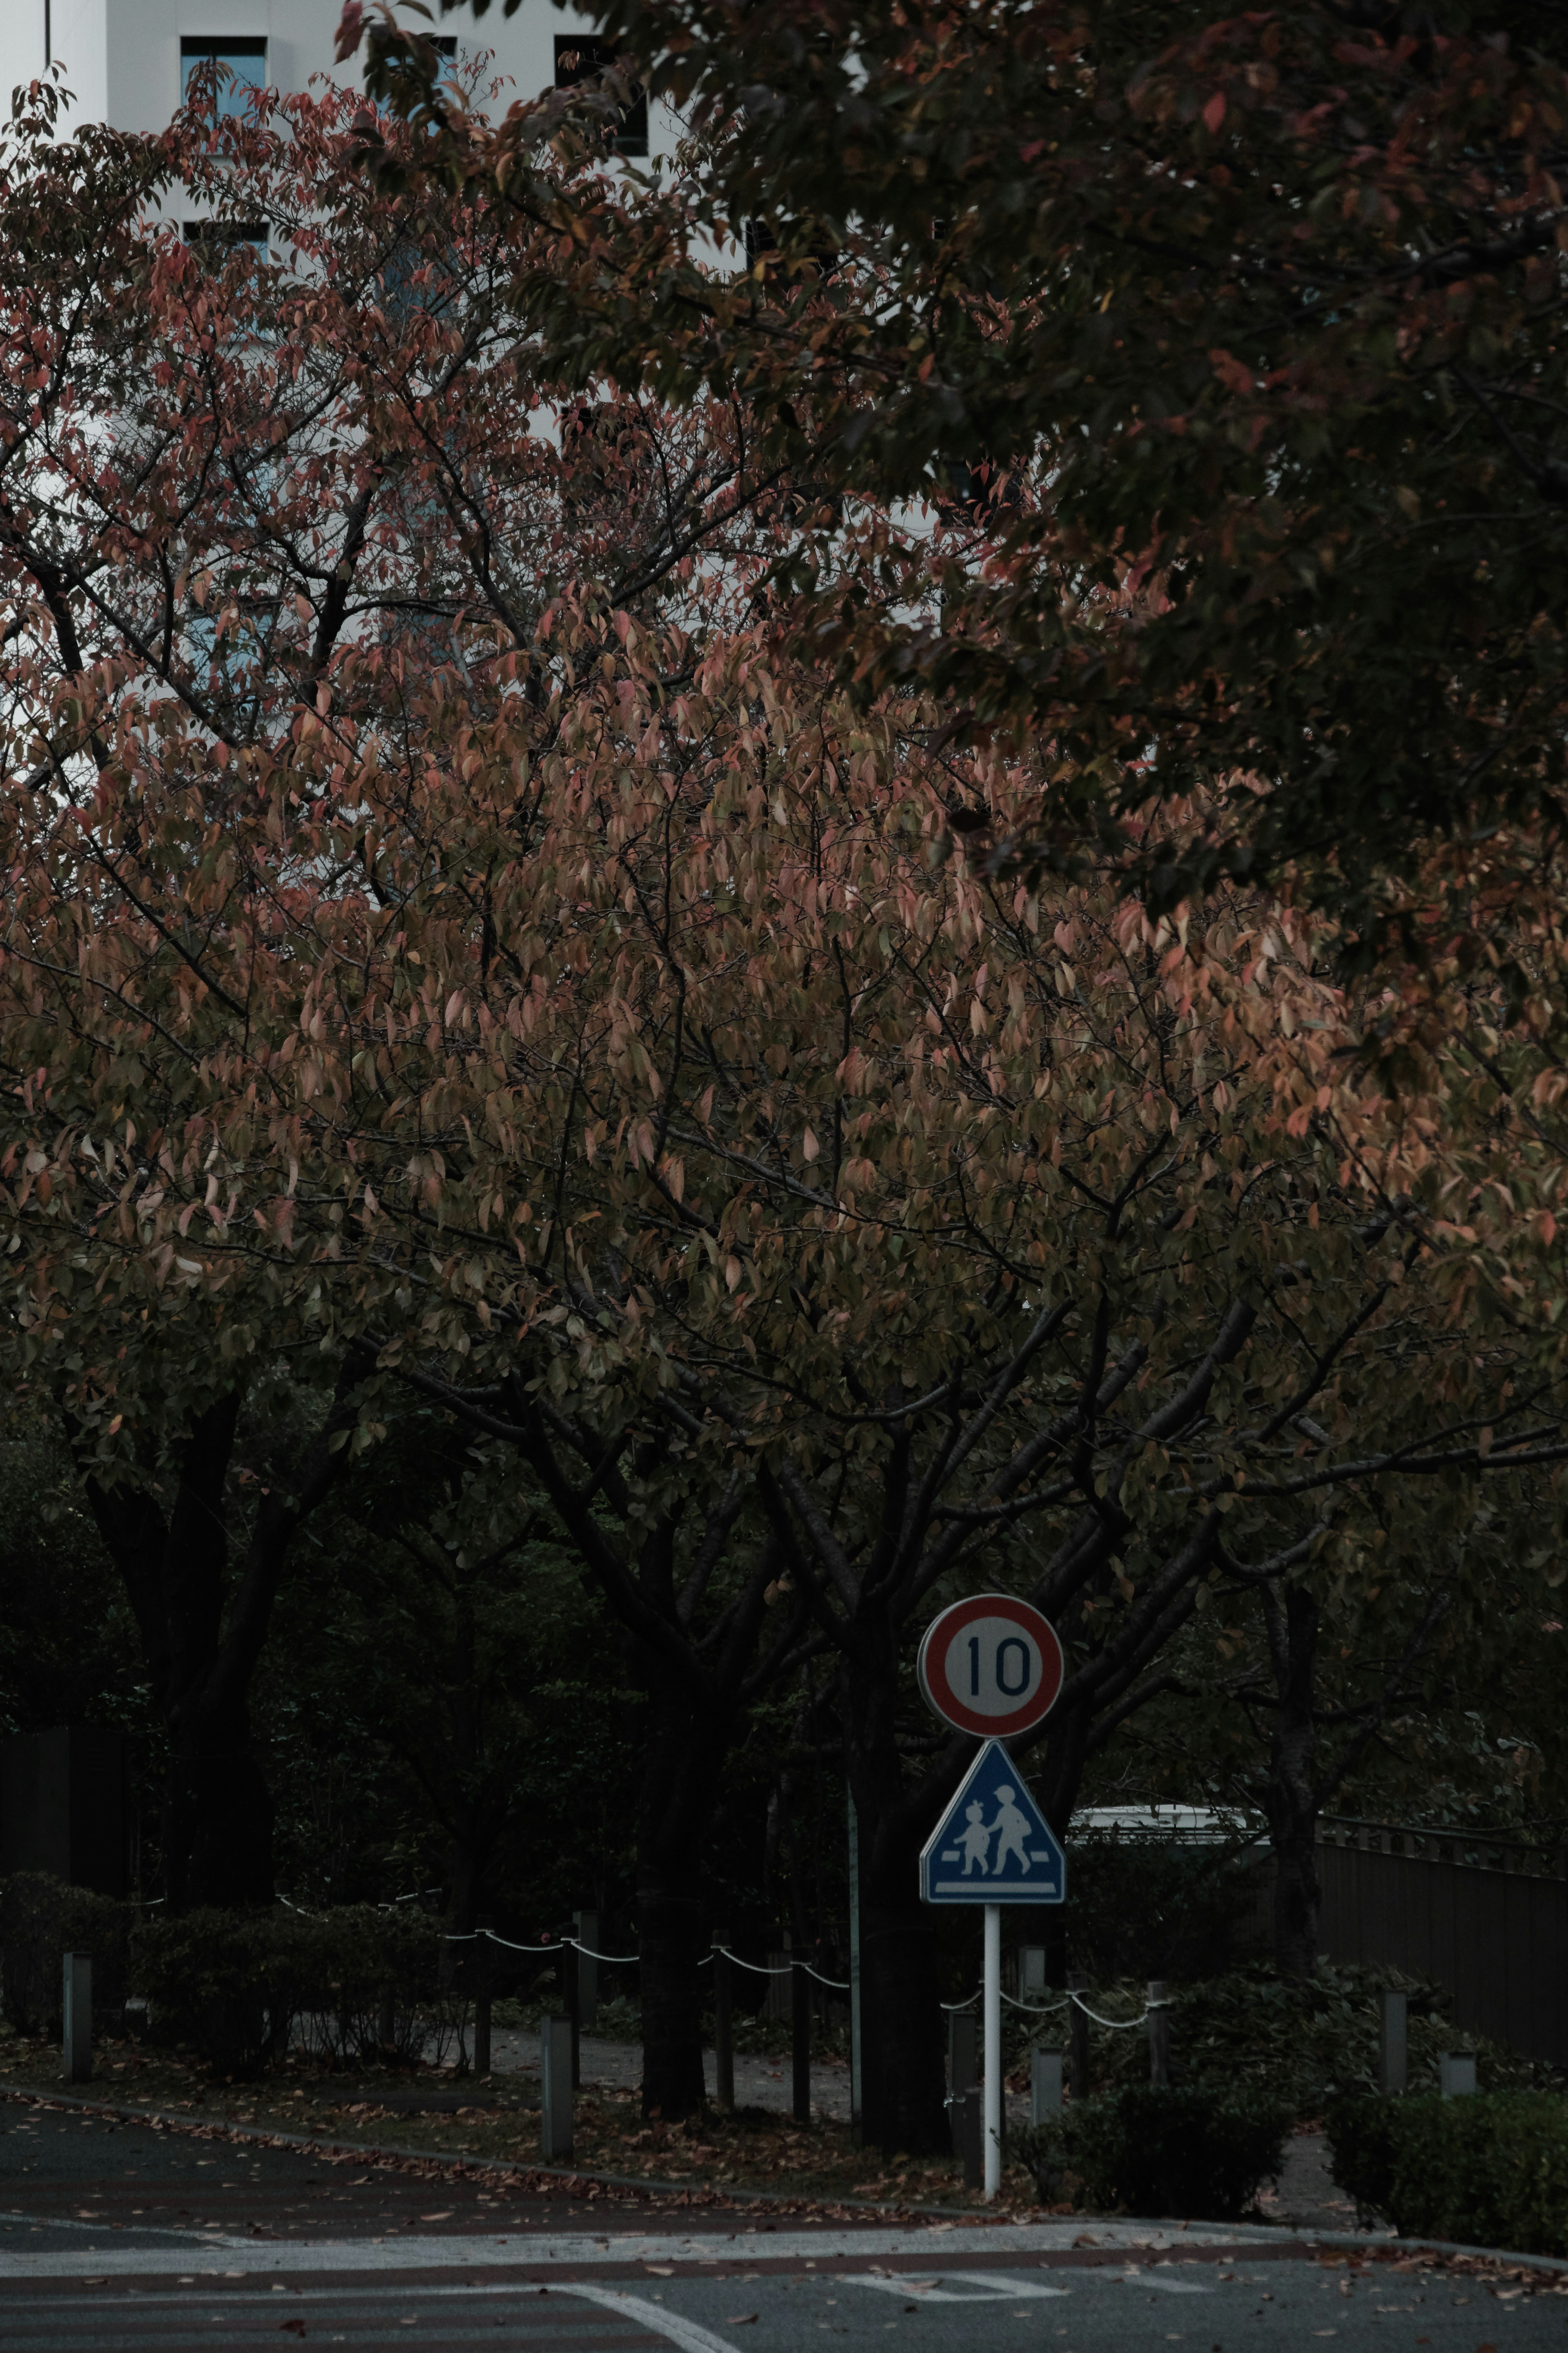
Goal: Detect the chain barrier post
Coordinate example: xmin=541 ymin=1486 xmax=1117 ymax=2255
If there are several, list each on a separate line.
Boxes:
xmin=791 ymin=1954 xmax=811 ymax=2124
xmin=1067 ymin=1971 xmax=1089 ymax=2101
xmin=949 ymin=2008 xmax=981 ymax=2190
xmin=1031 ymin=2044 xmax=1062 ymax=2124
xmin=1029 ymin=2044 xmax=1062 ymax=2204
xmin=472 ymin=1916 xmax=493 ymax=2079
xmin=1379 ymin=1990 xmax=1408 ymax=2094
xmin=573 ymin=1910 xmax=599 ymax=2030
xmin=713 ymin=1934 xmax=735 ymax=2112
xmin=1439 ymin=2050 xmax=1477 ymax=2098
xmin=541 ymin=2014 xmax=573 ymax=2159
xmin=62 ymin=1952 xmax=91 ymax=2085
xmin=1147 ymin=1979 xmax=1169 ymax=2088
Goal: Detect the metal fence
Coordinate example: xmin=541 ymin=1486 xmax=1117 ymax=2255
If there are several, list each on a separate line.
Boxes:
xmin=1316 ymin=1815 xmax=1568 ymax=2067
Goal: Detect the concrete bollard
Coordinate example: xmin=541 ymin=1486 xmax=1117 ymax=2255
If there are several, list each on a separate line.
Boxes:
xmin=62 ymin=1952 xmax=91 ymax=2085
xmin=1019 ymin=1946 xmax=1048 ymax=1998
xmin=1378 ymin=1990 xmax=1408 ymax=2094
xmin=1031 ymin=2045 xmax=1062 ymax=2126
xmin=541 ymin=2014 xmax=574 ymax=2159
xmin=1439 ymin=2051 xmax=1477 ymax=2099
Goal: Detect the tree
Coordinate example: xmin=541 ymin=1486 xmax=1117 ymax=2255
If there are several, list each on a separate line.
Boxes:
xmin=10 ymin=48 xmax=1568 ymax=2138
xmin=8 ymin=508 xmax=1566 ymax=2130
xmin=0 ymin=72 xmax=804 ymax=1911
xmin=350 ymin=0 xmax=1568 ymax=931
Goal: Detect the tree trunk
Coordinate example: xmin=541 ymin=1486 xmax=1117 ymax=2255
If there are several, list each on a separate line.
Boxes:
xmin=842 ymin=1649 xmax=955 ymax=2159
xmin=1261 ymin=1583 xmax=1323 ymax=1978
xmin=635 ymin=1679 xmax=729 ymax=2120
xmin=165 ymin=1698 xmax=276 ymax=1911
xmin=78 ymin=1364 xmax=364 ymax=1911
xmin=858 ymin=1872 xmax=946 ymax=2155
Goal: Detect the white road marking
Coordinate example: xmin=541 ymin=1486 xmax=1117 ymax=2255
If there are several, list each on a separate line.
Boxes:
xmin=570 ymin=2284 xmax=747 ymax=2353
xmin=846 ymin=2272 xmax=1070 ymax=2303
xmin=1109 ymin=2269 xmax=1212 ymax=2294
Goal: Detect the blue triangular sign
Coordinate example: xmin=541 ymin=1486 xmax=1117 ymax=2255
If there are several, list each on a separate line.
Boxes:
xmin=920 ymin=1739 xmax=1066 ymax=1905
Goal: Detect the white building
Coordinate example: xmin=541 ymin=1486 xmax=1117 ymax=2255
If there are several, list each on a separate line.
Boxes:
xmin=0 ymin=1 xmax=672 ymax=160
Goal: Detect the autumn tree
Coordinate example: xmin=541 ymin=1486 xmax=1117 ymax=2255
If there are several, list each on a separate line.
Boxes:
xmin=9 ymin=45 xmax=1568 ymax=2142
xmin=352 ymin=0 xmax=1568 ymax=931
xmin=7 ymin=512 xmax=1567 ymax=2135
xmin=0 ymin=73 xmax=811 ymax=1910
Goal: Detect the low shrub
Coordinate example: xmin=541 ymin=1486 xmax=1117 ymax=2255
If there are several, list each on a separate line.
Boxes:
xmin=290 ymin=1906 xmax=448 ymax=2069
xmin=1017 ymin=2083 xmax=1294 ymax=2220
xmin=0 ymin=1873 xmax=133 ymax=2038
xmin=132 ymin=1908 xmax=314 ymax=2079
xmin=132 ymin=1903 xmax=470 ymax=2078
xmin=1027 ymin=1961 xmax=1548 ymax=2113
xmin=1326 ymin=2091 xmax=1568 ymax=2255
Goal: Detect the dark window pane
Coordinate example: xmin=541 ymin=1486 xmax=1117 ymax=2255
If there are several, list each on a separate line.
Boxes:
xmin=183 ymin=220 xmax=269 ymax=265
xmin=553 ymin=35 xmax=647 ymax=158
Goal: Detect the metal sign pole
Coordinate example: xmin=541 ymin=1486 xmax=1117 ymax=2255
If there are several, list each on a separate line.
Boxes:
xmin=983 ymin=1902 xmax=1002 ymax=2199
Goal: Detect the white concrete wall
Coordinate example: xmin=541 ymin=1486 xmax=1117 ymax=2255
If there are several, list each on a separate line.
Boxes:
xmin=2 ymin=0 xmax=677 ymax=159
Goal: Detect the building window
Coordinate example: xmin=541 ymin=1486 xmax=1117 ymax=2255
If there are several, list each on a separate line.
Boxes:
xmin=180 ymin=37 xmax=267 ymax=119
xmin=553 ymin=36 xmax=648 ymax=158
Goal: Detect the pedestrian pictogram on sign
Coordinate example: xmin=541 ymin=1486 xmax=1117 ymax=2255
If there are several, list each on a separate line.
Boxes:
xmin=920 ymin=1738 xmax=1066 ymax=1906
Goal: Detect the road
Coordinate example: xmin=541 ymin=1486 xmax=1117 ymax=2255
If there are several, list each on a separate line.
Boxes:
xmin=3 ymin=2093 xmax=1561 ymax=2350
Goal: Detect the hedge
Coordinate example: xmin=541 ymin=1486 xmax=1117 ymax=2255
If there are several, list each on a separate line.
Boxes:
xmin=1038 ymin=1960 xmax=1548 ymax=2112
xmin=132 ymin=1904 xmax=464 ymax=2079
xmin=0 ymin=1873 xmax=133 ymax=2038
xmin=1327 ymin=2091 xmax=1568 ymax=2255
xmin=1016 ymin=2082 xmax=1294 ymax=2220
xmin=0 ymin=1876 xmax=487 ymax=2081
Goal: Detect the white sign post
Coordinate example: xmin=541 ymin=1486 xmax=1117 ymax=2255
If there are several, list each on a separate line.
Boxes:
xmin=918 ymin=1594 xmax=1065 ymax=2201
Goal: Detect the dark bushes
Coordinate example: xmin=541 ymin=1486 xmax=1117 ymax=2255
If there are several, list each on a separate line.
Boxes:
xmin=131 ymin=1903 xmax=458 ymax=2079
xmin=1017 ymin=2083 xmax=1294 ymax=2220
xmin=0 ymin=1872 xmax=132 ymax=2037
xmin=1327 ymin=2092 xmax=1568 ymax=2255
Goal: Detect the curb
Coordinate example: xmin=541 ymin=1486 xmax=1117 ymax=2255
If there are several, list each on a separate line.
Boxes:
xmin=1296 ymin=2227 xmax=1568 ymax=2275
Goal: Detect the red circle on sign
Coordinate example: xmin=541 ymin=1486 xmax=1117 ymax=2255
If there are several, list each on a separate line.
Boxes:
xmin=917 ymin=1594 xmax=1064 ymax=1738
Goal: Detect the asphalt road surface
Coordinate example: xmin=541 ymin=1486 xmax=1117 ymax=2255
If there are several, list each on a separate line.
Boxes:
xmin=3 ymin=2093 xmax=1562 ymax=2351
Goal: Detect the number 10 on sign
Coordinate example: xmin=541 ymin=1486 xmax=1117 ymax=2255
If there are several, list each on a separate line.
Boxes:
xmin=917 ymin=1592 xmax=1063 ymax=1739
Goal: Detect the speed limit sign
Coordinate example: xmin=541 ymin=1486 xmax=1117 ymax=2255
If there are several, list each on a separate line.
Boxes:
xmin=917 ymin=1593 xmax=1064 ymax=1739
